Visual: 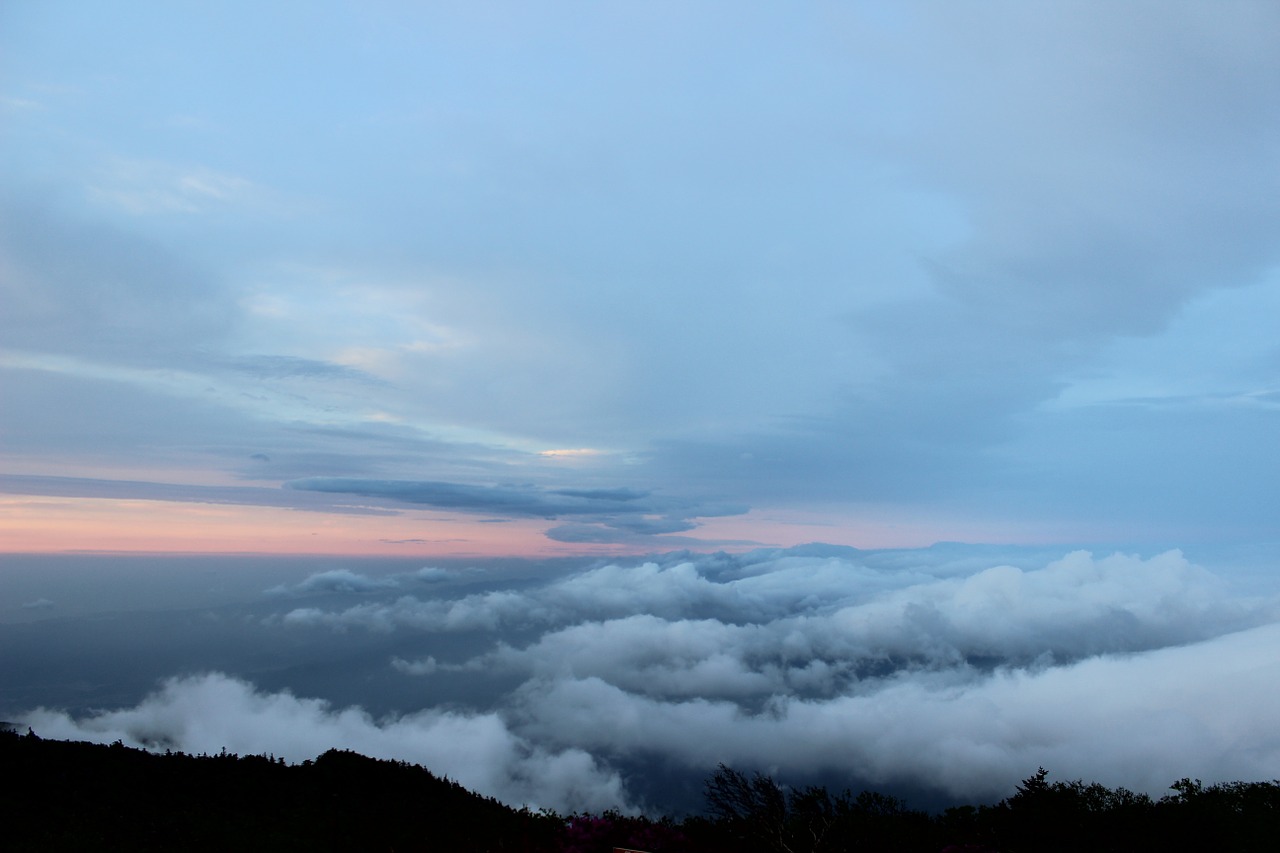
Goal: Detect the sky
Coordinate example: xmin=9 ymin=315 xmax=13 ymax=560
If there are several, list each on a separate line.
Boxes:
xmin=2 ymin=0 xmax=1278 ymax=555
xmin=2 ymin=0 xmax=1280 ymax=817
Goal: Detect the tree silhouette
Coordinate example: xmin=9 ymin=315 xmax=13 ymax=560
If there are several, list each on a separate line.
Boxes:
xmin=5 ymin=730 xmax=1280 ymax=853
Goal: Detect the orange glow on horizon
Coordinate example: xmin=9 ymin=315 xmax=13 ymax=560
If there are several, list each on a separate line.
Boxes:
xmin=0 ymin=494 xmax=1082 ymax=559
xmin=0 ymin=495 xmax=561 ymax=557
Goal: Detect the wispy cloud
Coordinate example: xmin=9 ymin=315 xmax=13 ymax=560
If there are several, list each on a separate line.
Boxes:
xmin=88 ymin=160 xmax=258 ymax=215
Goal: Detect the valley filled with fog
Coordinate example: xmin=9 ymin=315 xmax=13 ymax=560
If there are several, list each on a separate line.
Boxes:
xmin=6 ymin=543 xmax=1278 ymax=815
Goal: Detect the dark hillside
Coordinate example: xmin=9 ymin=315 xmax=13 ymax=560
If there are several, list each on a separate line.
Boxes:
xmin=4 ymin=729 xmax=1279 ymax=852
xmin=0 ymin=729 xmax=560 ymax=852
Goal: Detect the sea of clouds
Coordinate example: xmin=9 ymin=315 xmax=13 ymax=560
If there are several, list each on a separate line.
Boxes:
xmin=23 ymin=546 xmax=1280 ymax=814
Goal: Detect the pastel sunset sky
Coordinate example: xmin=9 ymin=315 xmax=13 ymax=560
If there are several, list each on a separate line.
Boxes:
xmin=7 ymin=3 xmax=1280 ymax=816
xmin=3 ymin=1 xmax=1278 ymax=557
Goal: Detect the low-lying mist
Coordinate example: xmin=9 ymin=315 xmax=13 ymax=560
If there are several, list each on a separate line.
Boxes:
xmin=6 ymin=544 xmax=1279 ymax=814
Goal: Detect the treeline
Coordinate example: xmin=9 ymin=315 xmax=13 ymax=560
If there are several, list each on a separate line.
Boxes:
xmin=692 ymin=764 xmax=1280 ymax=852
xmin=2 ymin=728 xmax=1278 ymax=851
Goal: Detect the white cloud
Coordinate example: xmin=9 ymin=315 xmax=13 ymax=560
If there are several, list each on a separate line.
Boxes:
xmin=266 ymin=569 xmax=398 ymax=596
xmin=268 ymin=547 xmax=1280 ymax=806
xmin=23 ymin=672 xmax=634 ymax=815
xmin=511 ymin=621 xmax=1280 ymax=800
xmin=282 ymin=559 xmax=736 ymax=632
xmin=21 ymin=547 xmax=1280 ymax=812
xmin=265 ymin=565 xmax=457 ymax=597
xmin=291 ymin=550 xmax=1268 ymax=662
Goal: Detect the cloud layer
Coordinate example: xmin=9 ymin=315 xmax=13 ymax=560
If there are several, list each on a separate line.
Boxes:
xmin=25 ymin=547 xmax=1280 ymax=812
xmin=24 ymin=672 xmax=632 ymax=814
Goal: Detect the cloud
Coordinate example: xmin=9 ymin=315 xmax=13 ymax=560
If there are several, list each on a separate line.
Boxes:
xmin=266 ymin=565 xmax=456 ymax=597
xmin=390 ymin=656 xmax=440 ymax=676
xmin=294 ymin=549 xmax=1265 ymax=654
xmin=85 ymin=159 xmax=290 ymax=218
xmin=266 ymin=569 xmax=398 ymax=596
xmin=0 ymin=474 xmax=403 ymax=516
xmin=0 ymin=195 xmax=234 ymax=366
xmin=287 ymin=477 xmax=749 ymax=543
xmin=610 ymin=2 xmax=1280 ymax=527
xmin=543 ymin=522 xmax=762 ymax=549
xmin=281 ymin=546 xmax=1280 ymax=805
xmin=511 ymin=622 xmax=1280 ymax=801
xmin=6 ymin=3 xmax=1279 ymax=543
xmin=219 ymin=354 xmax=382 ymax=384
xmin=288 ymin=477 xmax=654 ymax=517
xmin=22 ymin=672 xmax=633 ymax=814
xmin=21 ymin=546 xmax=1280 ymax=813
xmin=281 ymin=557 xmax=747 ymax=633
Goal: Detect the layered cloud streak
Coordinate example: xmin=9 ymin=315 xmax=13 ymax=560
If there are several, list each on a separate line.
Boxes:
xmin=288 ymin=477 xmax=750 ymax=545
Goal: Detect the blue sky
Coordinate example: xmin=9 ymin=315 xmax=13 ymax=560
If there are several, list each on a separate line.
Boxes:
xmin=2 ymin=0 xmax=1279 ymax=554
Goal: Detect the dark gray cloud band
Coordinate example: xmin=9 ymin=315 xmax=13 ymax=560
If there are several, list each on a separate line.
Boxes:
xmin=287 ymin=476 xmax=749 ymax=543
xmin=0 ymin=473 xmax=402 ymax=516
